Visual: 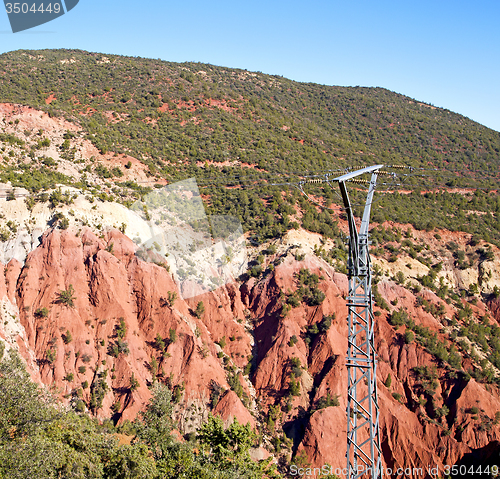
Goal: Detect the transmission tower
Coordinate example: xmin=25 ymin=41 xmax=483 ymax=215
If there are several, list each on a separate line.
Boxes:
xmin=332 ymin=165 xmax=384 ymax=479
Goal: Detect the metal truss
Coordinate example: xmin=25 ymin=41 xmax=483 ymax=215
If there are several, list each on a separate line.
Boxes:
xmin=332 ymin=166 xmax=384 ymax=479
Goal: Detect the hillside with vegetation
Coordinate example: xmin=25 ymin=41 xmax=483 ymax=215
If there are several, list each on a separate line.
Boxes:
xmin=0 ymin=48 xmax=498 ymax=245
xmin=0 ymin=49 xmax=499 ymax=478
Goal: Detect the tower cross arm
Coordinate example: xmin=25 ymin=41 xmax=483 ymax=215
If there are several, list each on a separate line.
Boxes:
xmin=333 ymin=165 xmax=384 ymax=276
xmin=331 ymin=165 xmax=384 ymax=182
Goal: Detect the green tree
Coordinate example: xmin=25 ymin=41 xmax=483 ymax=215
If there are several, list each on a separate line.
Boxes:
xmin=129 ymin=373 xmax=140 ymax=392
xmin=150 ymin=356 xmax=158 ymax=383
xmin=389 ymin=308 xmax=409 ymax=327
xmin=154 ymin=334 xmax=166 ymax=352
xmin=404 ymin=330 xmax=415 ymax=344
xmin=63 ymin=329 xmax=72 ymax=344
xmin=195 ymin=301 xmax=205 ymax=318
xmin=116 ymin=318 xmax=127 ymax=339
xmin=134 ymin=383 xmax=175 ymax=461
xmin=166 ymin=291 xmax=177 ymax=307
xmin=34 ymin=307 xmax=49 ymax=318
xmin=57 ymin=284 xmax=76 ymax=308
xmin=0 ymin=347 xmax=279 ymax=479
xmin=104 ymin=443 xmax=157 ymax=479
xmin=0 ymin=349 xmax=58 ymax=440
xmin=197 ymin=414 xmax=257 ymax=462
xmin=289 ymin=373 xmax=301 ymax=396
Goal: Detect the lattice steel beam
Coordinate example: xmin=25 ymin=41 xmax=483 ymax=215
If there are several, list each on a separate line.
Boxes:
xmin=332 ymin=167 xmax=383 ymax=479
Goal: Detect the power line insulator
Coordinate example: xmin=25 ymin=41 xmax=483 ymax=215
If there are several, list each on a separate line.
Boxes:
xmin=305 ymin=178 xmax=325 ymax=184
xmin=348 ymin=179 xmax=369 ymax=184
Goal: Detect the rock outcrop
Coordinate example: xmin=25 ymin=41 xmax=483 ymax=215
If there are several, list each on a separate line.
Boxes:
xmin=0 ymin=226 xmax=500 ymax=475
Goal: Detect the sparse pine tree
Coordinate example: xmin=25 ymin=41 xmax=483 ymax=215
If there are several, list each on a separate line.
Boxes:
xmin=195 ymin=301 xmax=205 ymax=318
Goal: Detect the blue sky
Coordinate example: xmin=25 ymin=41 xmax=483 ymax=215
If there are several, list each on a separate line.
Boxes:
xmin=1 ymin=0 xmax=499 ymax=132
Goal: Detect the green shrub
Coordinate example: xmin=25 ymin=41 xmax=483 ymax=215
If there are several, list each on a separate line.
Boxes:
xmin=319 ymin=315 xmax=334 ymax=333
xmin=305 ymin=288 xmax=325 ymax=305
xmin=287 ymin=293 xmax=300 ymax=308
xmin=434 ymin=405 xmax=449 ymax=418
xmin=129 ymin=373 xmax=139 ymax=391
xmin=296 ymin=268 xmax=325 ymax=306
xmin=74 ymin=399 xmax=86 ymax=412
xmin=62 ymin=330 xmax=72 ymax=344
xmin=389 ymin=308 xmax=409 ymax=327
xmin=169 ymin=328 xmax=177 ymax=343
xmin=249 ymin=265 xmax=262 ymax=277
xmin=34 ymin=307 xmax=49 ymax=318
xmin=46 ymin=349 xmax=56 ymax=364
xmin=289 ymin=373 xmax=301 ymax=396
xmin=404 ymin=330 xmax=415 ymax=344
xmin=57 ymin=284 xmax=76 ymax=308
xmin=166 ymin=291 xmax=177 ymax=307
xmin=154 ymin=334 xmax=166 ymax=352
xmin=89 ymin=374 xmax=108 ymax=411
xmin=0 ymin=228 xmax=11 ymax=242
xmin=108 ymin=339 xmax=130 ymax=357
xmin=116 ymin=318 xmax=127 ymax=339
xmin=195 ymin=301 xmax=205 ymax=318
xmin=395 ymin=271 xmax=405 ymax=285
xmin=227 ymin=370 xmax=245 ymax=401
xmin=373 ymin=285 xmax=390 ymax=310
xmin=315 ymin=393 xmax=339 ymax=409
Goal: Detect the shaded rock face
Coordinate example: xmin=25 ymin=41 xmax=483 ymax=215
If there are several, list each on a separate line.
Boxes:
xmin=488 ymin=297 xmax=500 ymax=323
xmin=2 ymin=227 xmax=500 ymax=474
xmin=213 ymin=390 xmax=256 ymax=429
xmin=9 ymin=228 xmax=231 ymax=422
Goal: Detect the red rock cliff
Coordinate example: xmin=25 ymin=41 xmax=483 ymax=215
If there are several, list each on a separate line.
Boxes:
xmin=1 ymin=227 xmax=500 ymax=476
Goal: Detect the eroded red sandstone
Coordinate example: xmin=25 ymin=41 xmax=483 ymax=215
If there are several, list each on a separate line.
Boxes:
xmin=1 ymin=227 xmax=499 ymax=474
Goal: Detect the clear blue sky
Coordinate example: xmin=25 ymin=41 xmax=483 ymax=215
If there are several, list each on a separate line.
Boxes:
xmin=1 ymin=0 xmax=499 ymax=132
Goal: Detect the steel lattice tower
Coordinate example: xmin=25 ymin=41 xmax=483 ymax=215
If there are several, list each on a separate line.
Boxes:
xmin=332 ymin=166 xmax=384 ymax=479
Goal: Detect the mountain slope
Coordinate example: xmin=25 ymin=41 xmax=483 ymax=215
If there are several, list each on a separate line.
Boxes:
xmin=0 ymin=49 xmax=499 ymax=246
xmin=0 ymin=49 xmax=499 ymax=183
